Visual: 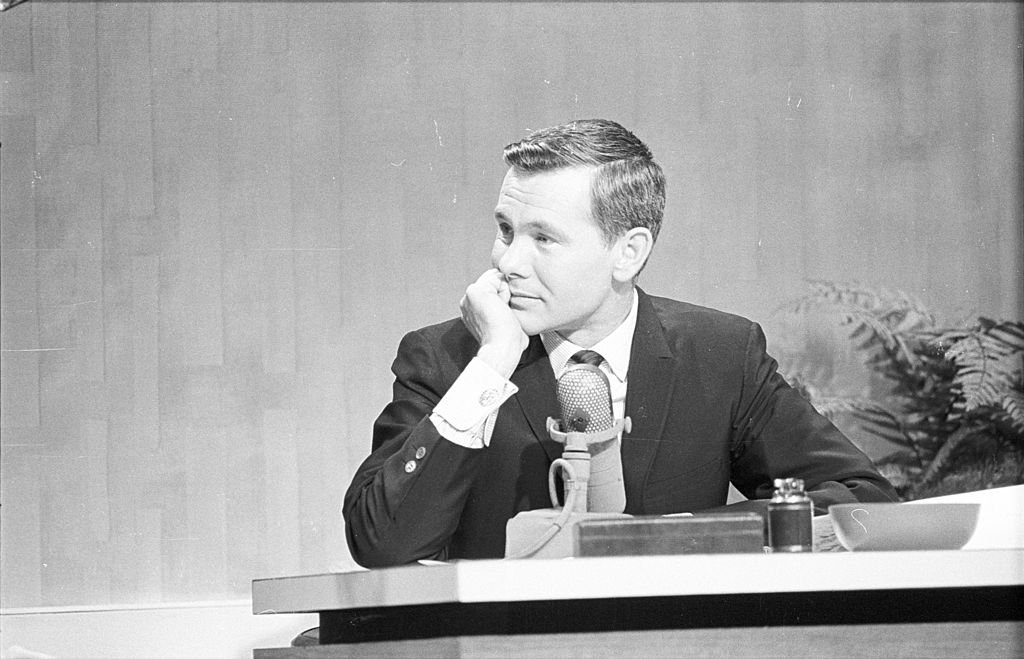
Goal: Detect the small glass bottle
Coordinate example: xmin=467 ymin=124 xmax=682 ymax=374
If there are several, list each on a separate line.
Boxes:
xmin=767 ymin=477 xmax=813 ymax=552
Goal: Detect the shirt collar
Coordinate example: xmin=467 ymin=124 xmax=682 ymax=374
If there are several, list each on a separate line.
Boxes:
xmin=540 ymin=290 xmax=638 ymax=383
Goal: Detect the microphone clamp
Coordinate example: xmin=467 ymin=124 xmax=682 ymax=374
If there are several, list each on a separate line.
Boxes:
xmin=545 ymin=417 xmax=631 ymax=450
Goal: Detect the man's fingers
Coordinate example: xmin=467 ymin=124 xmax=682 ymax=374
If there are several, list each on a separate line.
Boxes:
xmin=495 ymin=277 xmax=511 ymax=304
xmin=475 ymin=268 xmax=504 ymax=293
xmin=465 ymin=269 xmax=509 ymax=305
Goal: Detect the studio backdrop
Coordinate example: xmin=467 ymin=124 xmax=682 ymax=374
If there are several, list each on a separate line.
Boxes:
xmin=1 ymin=2 xmax=1020 ymax=608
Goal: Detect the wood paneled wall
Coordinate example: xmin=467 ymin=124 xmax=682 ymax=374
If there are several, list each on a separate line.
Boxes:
xmin=1 ymin=2 xmax=1020 ymax=607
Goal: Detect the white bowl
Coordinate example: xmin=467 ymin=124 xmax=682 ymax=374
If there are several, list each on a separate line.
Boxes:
xmin=828 ymin=503 xmax=980 ymax=551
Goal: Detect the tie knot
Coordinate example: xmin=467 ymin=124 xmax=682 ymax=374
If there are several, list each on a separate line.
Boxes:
xmin=570 ymin=349 xmax=604 ymax=367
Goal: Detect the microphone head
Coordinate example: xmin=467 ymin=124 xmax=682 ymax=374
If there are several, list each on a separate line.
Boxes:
xmin=556 ymin=364 xmax=613 ymax=433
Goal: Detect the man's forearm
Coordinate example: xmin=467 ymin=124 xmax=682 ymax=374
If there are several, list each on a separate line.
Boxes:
xmin=343 ymin=415 xmax=485 ymax=567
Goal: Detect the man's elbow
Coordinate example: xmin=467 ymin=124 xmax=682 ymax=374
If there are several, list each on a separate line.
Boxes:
xmin=344 ymin=512 xmax=442 ymax=568
xmin=848 ymin=474 xmax=900 ymax=503
xmin=346 ymin=522 xmax=407 ymax=568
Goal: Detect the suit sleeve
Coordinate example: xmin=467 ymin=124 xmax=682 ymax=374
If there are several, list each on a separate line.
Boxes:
xmin=342 ymin=329 xmax=487 ymax=567
xmin=727 ymin=323 xmax=898 ymax=513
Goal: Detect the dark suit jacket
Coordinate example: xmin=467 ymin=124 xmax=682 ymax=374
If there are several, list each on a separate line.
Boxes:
xmin=343 ymin=289 xmax=897 ymax=567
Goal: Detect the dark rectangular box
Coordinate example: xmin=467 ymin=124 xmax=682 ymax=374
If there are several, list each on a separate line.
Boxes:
xmin=574 ymin=513 xmax=765 ymax=557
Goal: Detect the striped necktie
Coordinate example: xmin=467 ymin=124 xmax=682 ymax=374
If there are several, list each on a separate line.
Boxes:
xmin=570 ymin=349 xmax=604 ymax=368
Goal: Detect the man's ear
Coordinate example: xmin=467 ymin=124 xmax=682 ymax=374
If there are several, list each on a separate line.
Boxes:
xmin=612 ymin=227 xmax=654 ymax=283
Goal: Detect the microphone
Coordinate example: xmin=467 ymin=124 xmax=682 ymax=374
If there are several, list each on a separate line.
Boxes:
xmin=557 ymin=366 xmax=615 ymax=433
xmin=551 ymin=363 xmax=627 ymax=514
xmin=505 ymin=361 xmax=632 ymax=559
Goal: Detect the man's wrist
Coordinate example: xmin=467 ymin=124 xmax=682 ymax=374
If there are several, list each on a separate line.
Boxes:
xmin=476 ymin=342 xmax=522 ymax=379
xmin=431 ymin=357 xmax=519 ymax=448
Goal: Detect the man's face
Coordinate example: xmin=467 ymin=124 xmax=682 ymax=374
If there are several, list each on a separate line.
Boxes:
xmin=491 ymin=166 xmax=626 ymax=343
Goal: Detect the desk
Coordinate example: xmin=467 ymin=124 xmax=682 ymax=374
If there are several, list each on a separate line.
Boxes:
xmin=253 ymin=486 xmax=1024 ymax=657
xmin=253 ymin=550 xmax=1023 ymax=657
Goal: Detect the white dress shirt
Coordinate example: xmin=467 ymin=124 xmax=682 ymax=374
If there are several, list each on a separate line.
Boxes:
xmin=430 ymin=291 xmax=639 ymax=448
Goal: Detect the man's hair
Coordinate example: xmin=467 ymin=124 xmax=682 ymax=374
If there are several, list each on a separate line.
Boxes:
xmin=502 ymin=119 xmax=666 ymax=245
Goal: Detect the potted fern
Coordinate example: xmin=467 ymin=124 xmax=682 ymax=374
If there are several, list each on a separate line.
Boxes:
xmin=777 ymin=281 xmax=1024 ymax=500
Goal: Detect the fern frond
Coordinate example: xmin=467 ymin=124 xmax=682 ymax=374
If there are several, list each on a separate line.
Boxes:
xmin=782 ymin=280 xmax=934 ymax=370
xmin=918 ymin=425 xmax=983 ymax=486
xmin=939 ymin=320 xmax=1024 ymax=416
xmin=1001 ymin=390 xmax=1024 ymax=435
xmin=849 ymin=403 xmax=923 ymax=452
xmin=785 ymin=280 xmax=932 ymax=324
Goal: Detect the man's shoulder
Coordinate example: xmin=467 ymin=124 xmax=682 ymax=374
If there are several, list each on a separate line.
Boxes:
xmin=638 ymin=292 xmax=761 ymax=365
xmin=409 ymin=316 xmax=469 ymax=341
xmin=643 ymin=291 xmax=755 ymax=336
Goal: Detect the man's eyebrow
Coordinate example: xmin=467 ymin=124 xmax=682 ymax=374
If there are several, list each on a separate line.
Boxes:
xmin=493 ymin=211 xmax=560 ymax=234
xmin=522 ymin=219 xmax=559 ymax=234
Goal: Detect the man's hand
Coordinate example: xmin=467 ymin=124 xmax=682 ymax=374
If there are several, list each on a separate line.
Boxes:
xmin=460 ymin=269 xmax=529 ymax=378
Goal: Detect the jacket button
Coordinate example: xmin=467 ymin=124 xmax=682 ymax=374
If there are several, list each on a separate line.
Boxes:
xmin=415 ymin=446 xmax=426 ymax=459
xmin=404 ymin=460 xmax=417 ymax=473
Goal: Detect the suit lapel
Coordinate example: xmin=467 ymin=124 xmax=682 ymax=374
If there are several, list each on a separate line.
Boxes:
xmin=625 ymin=289 xmax=676 ymax=439
xmin=621 ymin=290 xmax=676 ymax=511
xmin=509 ymin=335 xmax=562 ymax=462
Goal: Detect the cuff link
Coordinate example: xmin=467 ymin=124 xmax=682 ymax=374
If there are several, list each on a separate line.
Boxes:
xmin=478 ymin=388 xmax=499 ymax=407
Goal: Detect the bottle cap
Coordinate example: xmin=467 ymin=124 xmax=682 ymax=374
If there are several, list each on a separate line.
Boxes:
xmin=773 ymin=477 xmax=805 ymax=493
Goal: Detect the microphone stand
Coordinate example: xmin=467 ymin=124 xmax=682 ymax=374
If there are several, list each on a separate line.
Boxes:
xmin=504 ymin=417 xmax=630 ymax=559
xmin=547 ymin=417 xmax=630 ymax=513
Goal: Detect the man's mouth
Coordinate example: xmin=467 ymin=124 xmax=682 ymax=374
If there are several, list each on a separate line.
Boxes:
xmin=508 ymin=292 xmax=539 ymax=309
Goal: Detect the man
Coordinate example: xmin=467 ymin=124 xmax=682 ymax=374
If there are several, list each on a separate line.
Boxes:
xmin=343 ymin=119 xmax=896 ymax=567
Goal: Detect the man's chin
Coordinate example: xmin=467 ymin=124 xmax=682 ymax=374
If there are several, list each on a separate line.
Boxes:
xmin=510 ymin=310 xmax=551 ymax=338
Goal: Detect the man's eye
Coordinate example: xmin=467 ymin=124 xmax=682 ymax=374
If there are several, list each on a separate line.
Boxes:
xmin=496 ymin=225 xmax=513 ymax=242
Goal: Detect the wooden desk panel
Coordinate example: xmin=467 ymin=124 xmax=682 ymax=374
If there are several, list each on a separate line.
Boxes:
xmin=254 ymin=622 xmax=1024 ymax=658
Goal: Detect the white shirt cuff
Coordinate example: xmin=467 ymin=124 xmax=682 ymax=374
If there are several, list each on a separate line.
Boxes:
xmin=430 ymin=357 xmax=518 ymax=448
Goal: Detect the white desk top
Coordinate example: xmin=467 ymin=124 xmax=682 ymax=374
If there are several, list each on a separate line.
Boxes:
xmin=253 ymin=548 xmax=1024 ymax=615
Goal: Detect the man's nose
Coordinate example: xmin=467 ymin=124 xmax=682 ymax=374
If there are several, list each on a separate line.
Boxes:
xmin=493 ymin=237 xmax=529 ymax=278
